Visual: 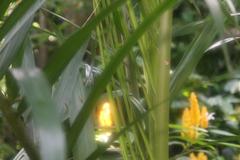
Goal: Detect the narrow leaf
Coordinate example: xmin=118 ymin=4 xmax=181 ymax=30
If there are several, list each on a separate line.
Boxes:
xmin=170 ymin=19 xmax=217 ymax=96
xmin=0 ymin=18 xmax=33 ymax=79
xmin=206 ymin=37 xmax=240 ymax=51
xmin=0 ymin=0 xmax=44 ymax=78
xmin=0 ymin=0 xmax=44 ymax=44
xmin=209 ymin=129 xmax=236 ymax=137
xmin=0 ymin=0 xmax=12 ymax=20
xmin=204 ymin=0 xmax=224 ymax=34
xmin=53 ymin=43 xmax=96 ymax=159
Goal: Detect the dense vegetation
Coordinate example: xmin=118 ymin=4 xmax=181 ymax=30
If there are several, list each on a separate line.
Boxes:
xmin=0 ymin=0 xmax=240 ymax=160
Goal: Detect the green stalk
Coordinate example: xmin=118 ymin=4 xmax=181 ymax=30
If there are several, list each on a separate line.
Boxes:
xmin=152 ymin=9 xmax=172 ymax=159
xmin=117 ymin=67 xmax=144 ymax=160
xmin=142 ymin=1 xmax=172 ymax=159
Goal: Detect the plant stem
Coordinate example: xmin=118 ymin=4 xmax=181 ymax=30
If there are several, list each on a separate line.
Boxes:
xmin=153 ymin=9 xmax=172 ymax=160
xmin=0 ymin=93 xmax=40 ymax=160
xmin=145 ymin=1 xmax=172 ymax=159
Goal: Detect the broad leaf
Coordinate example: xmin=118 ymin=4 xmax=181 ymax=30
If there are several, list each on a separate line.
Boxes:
xmin=11 ymin=69 xmax=65 ymax=160
xmin=53 ymin=43 xmax=96 ymax=159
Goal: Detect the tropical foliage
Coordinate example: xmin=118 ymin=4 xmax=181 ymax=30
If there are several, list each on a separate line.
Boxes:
xmin=0 ymin=0 xmax=240 ymax=160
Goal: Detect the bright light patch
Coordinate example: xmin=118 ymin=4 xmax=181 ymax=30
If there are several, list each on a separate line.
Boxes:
xmin=48 ymin=35 xmax=56 ymax=42
xmin=95 ymin=132 xmax=112 ymax=143
xmin=33 ymin=22 xmax=40 ymax=28
xmin=98 ymin=102 xmax=113 ymax=128
xmin=0 ymin=77 xmax=7 ymax=94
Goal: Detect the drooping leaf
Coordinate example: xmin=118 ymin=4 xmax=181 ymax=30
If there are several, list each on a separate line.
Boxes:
xmin=53 ymin=43 xmax=96 ymax=159
xmin=170 ymin=19 xmax=217 ymax=96
xmin=53 ymin=44 xmax=87 ymax=119
xmin=173 ymin=20 xmax=205 ymax=37
xmin=206 ymin=37 xmax=240 ymax=51
xmin=11 ymin=68 xmax=65 ymax=160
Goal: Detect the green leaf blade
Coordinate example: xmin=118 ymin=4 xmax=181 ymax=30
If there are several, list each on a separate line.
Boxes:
xmin=11 ymin=68 xmax=66 ymax=160
xmin=170 ymin=19 xmax=217 ymax=96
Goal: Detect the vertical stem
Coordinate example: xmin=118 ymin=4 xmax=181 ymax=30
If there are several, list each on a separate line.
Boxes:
xmin=154 ymin=10 xmax=172 ymax=160
xmin=147 ymin=2 xmax=172 ymax=160
xmin=37 ymin=11 xmax=48 ymax=68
